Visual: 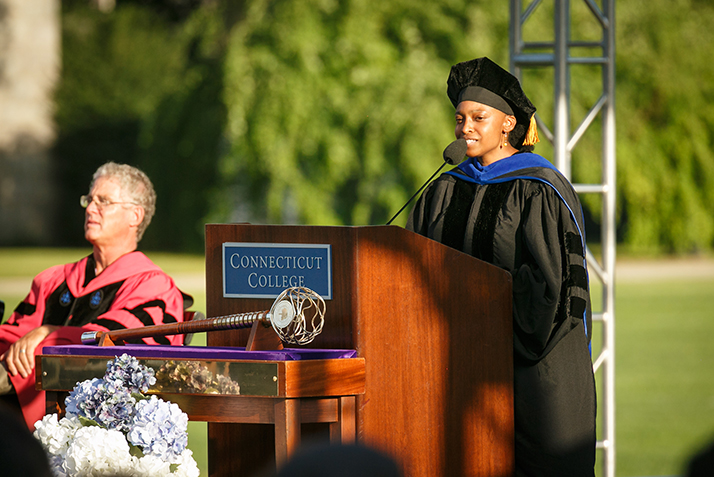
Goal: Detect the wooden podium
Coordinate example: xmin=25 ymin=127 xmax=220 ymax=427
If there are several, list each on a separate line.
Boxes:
xmin=206 ymin=224 xmax=514 ymax=477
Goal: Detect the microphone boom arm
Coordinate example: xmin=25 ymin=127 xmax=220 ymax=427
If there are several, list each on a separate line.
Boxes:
xmin=385 ymin=138 xmax=467 ymax=226
xmin=386 ymin=162 xmax=449 ymax=225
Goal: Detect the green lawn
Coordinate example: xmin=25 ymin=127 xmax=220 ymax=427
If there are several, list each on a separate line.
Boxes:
xmin=1 ymin=248 xmax=713 ymax=476
xmin=613 ymin=279 xmax=714 ymax=476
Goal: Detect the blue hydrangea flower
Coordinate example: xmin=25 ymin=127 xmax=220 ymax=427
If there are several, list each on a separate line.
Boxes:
xmin=65 ymin=379 xmax=137 ymax=431
xmin=94 ymin=387 xmax=137 ymax=432
xmin=105 ymin=354 xmax=156 ymax=394
xmin=64 ymin=378 xmax=104 ymax=419
xmin=128 ymin=396 xmax=188 ymax=463
xmin=64 ymin=354 xmax=156 ymax=431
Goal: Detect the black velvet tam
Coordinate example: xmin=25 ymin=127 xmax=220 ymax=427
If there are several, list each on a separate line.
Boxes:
xmin=446 ymin=57 xmax=537 ymax=146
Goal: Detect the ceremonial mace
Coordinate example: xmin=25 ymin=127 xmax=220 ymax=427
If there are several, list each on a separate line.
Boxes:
xmin=81 ymin=287 xmax=326 ymax=351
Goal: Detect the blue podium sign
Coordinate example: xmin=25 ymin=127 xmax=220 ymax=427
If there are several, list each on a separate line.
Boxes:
xmin=222 ymin=243 xmax=332 ymax=299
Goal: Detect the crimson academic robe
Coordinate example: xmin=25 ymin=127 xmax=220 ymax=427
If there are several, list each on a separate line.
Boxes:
xmin=407 ymin=153 xmax=596 ymax=477
xmin=0 ymin=251 xmax=188 ymax=429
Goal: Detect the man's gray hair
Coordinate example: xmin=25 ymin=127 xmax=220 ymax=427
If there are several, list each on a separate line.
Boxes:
xmin=90 ymin=162 xmax=157 ymax=242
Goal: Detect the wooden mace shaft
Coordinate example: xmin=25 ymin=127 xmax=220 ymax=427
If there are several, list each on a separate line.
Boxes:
xmin=82 ymin=310 xmax=271 ymax=347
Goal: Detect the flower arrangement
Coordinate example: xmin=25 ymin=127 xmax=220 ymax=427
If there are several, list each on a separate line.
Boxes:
xmin=33 ymin=354 xmax=199 ymax=477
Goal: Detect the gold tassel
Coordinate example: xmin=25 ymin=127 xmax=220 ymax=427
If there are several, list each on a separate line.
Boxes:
xmin=522 ymin=115 xmax=540 ymax=146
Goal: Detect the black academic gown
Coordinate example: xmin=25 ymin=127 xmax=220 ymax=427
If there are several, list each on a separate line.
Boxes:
xmin=406 ymin=153 xmax=596 ymax=477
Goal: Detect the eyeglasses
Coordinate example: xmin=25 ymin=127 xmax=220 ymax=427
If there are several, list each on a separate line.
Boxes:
xmin=80 ymin=194 xmax=138 ymax=210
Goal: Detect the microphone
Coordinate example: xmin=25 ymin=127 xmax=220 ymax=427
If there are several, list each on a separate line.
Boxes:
xmin=386 ymin=138 xmax=468 ymax=225
xmin=442 ymin=137 xmax=468 ymax=165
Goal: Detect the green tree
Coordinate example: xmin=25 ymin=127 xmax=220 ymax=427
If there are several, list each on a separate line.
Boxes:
xmin=53 ymin=0 xmax=714 ymax=254
xmin=53 ymin=1 xmax=228 ymax=253
xmin=217 ymin=0 xmax=511 ymax=226
xmin=615 ymin=0 xmax=714 ymax=254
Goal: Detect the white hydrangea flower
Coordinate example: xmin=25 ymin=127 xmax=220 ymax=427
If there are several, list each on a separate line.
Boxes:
xmin=34 ymin=413 xmax=82 ymax=456
xmin=133 ymin=454 xmax=172 ymax=476
xmin=64 ymin=426 xmax=134 ymax=476
xmin=173 ymin=449 xmax=200 ymax=477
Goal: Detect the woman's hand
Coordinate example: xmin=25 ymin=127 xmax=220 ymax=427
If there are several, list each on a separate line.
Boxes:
xmin=0 ymin=325 xmax=60 ymax=379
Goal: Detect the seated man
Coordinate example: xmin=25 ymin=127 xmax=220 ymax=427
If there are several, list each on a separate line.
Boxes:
xmin=0 ymin=162 xmax=190 ymax=429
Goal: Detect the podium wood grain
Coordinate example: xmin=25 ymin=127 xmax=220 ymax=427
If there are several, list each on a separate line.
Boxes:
xmin=206 ymin=224 xmax=514 ymax=477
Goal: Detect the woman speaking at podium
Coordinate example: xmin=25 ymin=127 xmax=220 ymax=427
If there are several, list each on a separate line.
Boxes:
xmin=407 ymin=58 xmax=596 ymax=477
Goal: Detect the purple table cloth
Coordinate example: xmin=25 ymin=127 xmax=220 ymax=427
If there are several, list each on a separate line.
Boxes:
xmin=42 ymin=344 xmax=357 ymax=361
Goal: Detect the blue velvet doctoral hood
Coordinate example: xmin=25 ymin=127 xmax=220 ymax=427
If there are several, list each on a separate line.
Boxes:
xmin=448 ymin=152 xmax=558 ymax=184
xmin=444 ymin=152 xmax=585 ymax=243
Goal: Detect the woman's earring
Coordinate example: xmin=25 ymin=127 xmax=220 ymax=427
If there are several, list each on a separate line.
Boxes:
xmin=503 ymin=132 xmax=509 ymax=147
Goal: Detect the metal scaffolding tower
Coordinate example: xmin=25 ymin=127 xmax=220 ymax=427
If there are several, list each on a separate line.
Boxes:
xmin=509 ymin=1 xmax=616 ymax=476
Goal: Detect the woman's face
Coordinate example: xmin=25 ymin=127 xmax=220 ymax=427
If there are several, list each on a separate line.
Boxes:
xmin=455 ymin=101 xmax=515 ymax=166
